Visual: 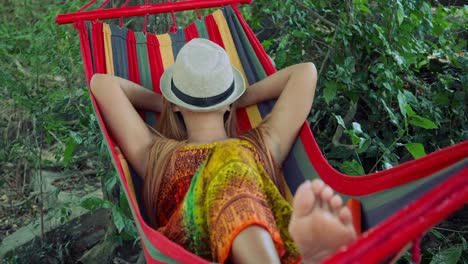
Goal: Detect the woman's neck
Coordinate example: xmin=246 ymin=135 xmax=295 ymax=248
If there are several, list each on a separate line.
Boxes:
xmin=183 ymin=112 xmax=229 ymax=144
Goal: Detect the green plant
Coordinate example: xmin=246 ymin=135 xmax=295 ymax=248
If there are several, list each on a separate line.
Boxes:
xmin=247 ymin=0 xmax=467 ymax=174
xmin=245 ymin=0 xmax=467 ymax=262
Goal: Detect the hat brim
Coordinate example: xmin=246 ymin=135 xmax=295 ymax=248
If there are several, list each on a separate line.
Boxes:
xmin=160 ymin=65 xmax=246 ymax=112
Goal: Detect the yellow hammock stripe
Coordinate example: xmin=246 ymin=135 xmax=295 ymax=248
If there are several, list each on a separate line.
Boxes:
xmin=157 ymin=33 xmax=175 ymax=70
xmin=212 ymin=10 xmax=263 ymax=127
xmin=103 ymin=24 xmax=115 ymax=75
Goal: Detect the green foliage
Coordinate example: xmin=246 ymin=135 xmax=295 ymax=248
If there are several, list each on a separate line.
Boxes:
xmin=80 ymin=177 xmax=138 ymax=241
xmin=0 ymin=0 xmax=138 ymax=254
xmin=248 ymin=0 xmax=467 ymax=173
xmin=247 ymin=1 xmax=467 ymax=262
xmin=430 ymin=246 xmax=463 ymax=264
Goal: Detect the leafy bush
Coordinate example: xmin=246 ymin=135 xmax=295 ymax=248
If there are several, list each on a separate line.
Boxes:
xmin=246 ymin=0 xmax=467 ymax=174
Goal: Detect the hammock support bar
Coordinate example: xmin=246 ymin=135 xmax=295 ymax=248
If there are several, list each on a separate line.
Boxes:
xmin=55 ymin=0 xmax=252 ymax=25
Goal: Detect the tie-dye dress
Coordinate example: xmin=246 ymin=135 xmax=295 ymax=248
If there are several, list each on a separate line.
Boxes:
xmin=155 ymin=138 xmax=301 ymax=264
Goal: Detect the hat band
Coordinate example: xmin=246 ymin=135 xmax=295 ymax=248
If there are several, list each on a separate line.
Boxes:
xmin=171 ymin=78 xmax=235 ymax=107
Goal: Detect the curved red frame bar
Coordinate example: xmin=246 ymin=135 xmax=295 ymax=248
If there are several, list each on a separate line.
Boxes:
xmin=56 ymin=0 xmax=252 ymax=25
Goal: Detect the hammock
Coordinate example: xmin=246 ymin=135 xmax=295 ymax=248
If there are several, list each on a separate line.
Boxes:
xmin=56 ymin=1 xmax=468 ymax=263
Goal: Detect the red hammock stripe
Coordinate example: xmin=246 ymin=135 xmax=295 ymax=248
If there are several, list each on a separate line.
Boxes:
xmin=205 ymin=14 xmax=225 ymax=49
xmin=91 ymin=22 xmax=107 ymax=74
xmin=127 ymin=29 xmax=146 ymax=119
xmin=127 ymin=30 xmax=141 ymax=85
xmin=184 ymin=23 xmax=200 ymax=42
xmin=147 ymin=34 xmax=164 ymax=94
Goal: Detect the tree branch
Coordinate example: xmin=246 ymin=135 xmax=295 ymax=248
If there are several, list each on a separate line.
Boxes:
xmin=402 ymin=76 xmax=426 ymax=91
xmin=332 ymin=100 xmax=358 ymax=150
xmin=292 ymin=0 xmax=337 ymax=28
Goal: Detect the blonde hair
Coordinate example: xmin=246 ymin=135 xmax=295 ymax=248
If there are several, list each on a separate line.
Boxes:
xmin=143 ymin=99 xmax=284 ymax=228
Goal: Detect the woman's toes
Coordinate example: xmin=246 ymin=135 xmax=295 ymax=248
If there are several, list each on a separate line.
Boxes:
xmin=292 ymin=181 xmax=316 ymax=218
xmin=319 ymin=186 xmax=334 ymax=209
xmin=310 ymin=179 xmax=325 ymax=196
xmin=329 ymin=195 xmax=343 ymax=212
xmin=338 ymin=206 xmax=353 ymax=226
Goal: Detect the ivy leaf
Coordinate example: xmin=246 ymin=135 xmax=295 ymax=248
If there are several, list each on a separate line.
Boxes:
xmin=404 ymin=104 xmax=417 ymax=117
xmin=335 ymin=115 xmax=346 ymax=129
xmin=356 ymin=0 xmax=371 ymax=13
xmin=261 ymin=39 xmax=273 ymax=49
xmin=119 ymin=190 xmax=130 ymax=214
xmin=324 ymin=81 xmax=338 ymax=104
xmin=404 ymin=143 xmax=426 ymax=159
xmin=383 ymin=82 xmax=392 ymax=91
xmin=396 ymin=2 xmax=405 ymax=25
xmin=430 ymin=246 xmax=462 ymax=264
xmin=398 ymin=91 xmax=409 ymax=118
xmin=380 ymin=99 xmax=400 ymax=126
xmin=348 ymin=132 xmax=361 ymax=145
xmin=80 ymin=197 xmax=105 ymax=210
xmin=69 ymin=131 xmax=83 ymax=144
xmin=292 ymin=30 xmax=309 ymax=38
xmin=398 ymin=91 xmax=417 ymax=118
xmin=352 ymin=122 xmax=363 ymax=134
xmin=358 ymin=138 xmax=371 ymax=153
xmin=340 ymin=160 xmax=365 ymax=176
xmin=409 ymin=116 xmax=438 ymax=129
xmin=430 ymin=229 xmax=446 ymax=240
xmin=63 ymin=139 xmax=77 ymax=166
xmin=403 ymin=104 xmax=437 ymax=129
xmin=105 ymin=174 xmax=118 ymax=195
xmin=112 ymin=207 xmax=126 ymax=233
xmin=383 ymin=162 xmax=393 ymax=170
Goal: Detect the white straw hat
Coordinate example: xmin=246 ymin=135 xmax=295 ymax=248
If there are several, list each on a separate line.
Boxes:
xmin=160 ymin=38 xmax=246 ymax=112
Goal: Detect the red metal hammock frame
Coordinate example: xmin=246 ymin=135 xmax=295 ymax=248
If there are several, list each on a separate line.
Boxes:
xmin=56 ymin=0 xmax=252 ymax=25
xmin=55 ymin=1 xmax=468 ymax=263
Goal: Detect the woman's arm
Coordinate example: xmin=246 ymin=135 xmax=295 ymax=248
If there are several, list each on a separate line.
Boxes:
xmin=238 ymin=63 xmax=318 ymax=164
xmin=90 ymin=74 xmax=161 ymax=177
xmin=105 ymin=75 xmax=164 ymax=112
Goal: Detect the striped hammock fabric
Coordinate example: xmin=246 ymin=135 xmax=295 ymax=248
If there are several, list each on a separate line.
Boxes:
xmin=72 ymin=5 xmax=468 ymax=263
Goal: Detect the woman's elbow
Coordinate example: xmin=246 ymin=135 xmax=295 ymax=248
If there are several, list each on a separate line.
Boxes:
xmin=298 ymin=62 xmax=318 ymax=88
xmin=90 ymin=73 xmax=111 ymax=93
xmin=302 ymin=62 xmax=317 ymax=77
xmin=90 ymin=73 xmax=102 ymax=93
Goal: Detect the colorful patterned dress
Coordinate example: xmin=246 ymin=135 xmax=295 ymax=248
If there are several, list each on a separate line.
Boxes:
xmin=155 ymin=138 xmax=301 ymax=263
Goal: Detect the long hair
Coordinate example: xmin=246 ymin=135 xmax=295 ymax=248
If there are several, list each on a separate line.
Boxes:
xmin=143 ymin=98 xmax=284 ymax=228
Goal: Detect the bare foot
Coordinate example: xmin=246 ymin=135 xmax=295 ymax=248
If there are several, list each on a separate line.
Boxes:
xmin=288 ymin=180 xmax=356 ymax=263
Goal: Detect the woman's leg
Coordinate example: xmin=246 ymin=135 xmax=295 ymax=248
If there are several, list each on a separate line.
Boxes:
xmin=230 ymin=225 xmax=281 ymax=264
xmin=289 ymin=180 xmax=356 ymax=264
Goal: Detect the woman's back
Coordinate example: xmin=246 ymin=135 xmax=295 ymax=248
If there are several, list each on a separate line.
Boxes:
xmin=149 ymin=138 xmax=300 ymax=263
xmin=151 ymin=137 xmax=274 ymax=226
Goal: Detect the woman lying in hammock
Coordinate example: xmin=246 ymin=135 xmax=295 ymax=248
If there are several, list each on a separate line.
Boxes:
xmin=90 ymin=38 xmax=355 ymax=264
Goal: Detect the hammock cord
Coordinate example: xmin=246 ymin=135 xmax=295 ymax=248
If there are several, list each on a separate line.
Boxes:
xmin=143 ymin=0 xmax=150 ymax=33
xmin=97 ymin=0 xmax=111 ymax=10
xmin=119 ymin=0 xmax=133 ymax=27
xmin=78 ymin=0 xmax=97 ymax=12
xmin=411 ymin=236 xmax=422 ymax=264
xmin=167 ymin=0 xmax=178 ymax=33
